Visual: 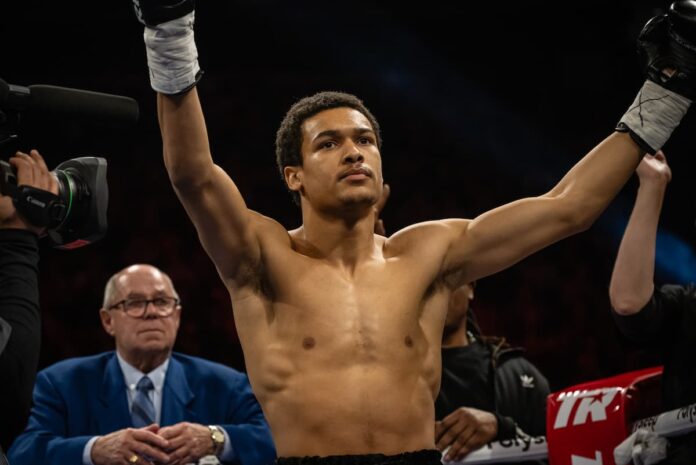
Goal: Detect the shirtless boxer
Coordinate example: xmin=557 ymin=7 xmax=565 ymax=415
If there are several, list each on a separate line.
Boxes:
xmin=132 ymin=1 xmax=696 ymax=463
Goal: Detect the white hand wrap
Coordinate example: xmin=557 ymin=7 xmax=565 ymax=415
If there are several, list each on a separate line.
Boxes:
xmin=617 ymin=80 xmax=691 ymax=154
xmin=143 ymin=11 xmax=200 ymax=95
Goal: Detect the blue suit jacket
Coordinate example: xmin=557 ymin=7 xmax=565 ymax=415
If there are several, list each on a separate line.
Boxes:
xmin=8 ymin=352 xmax=276 ymax=465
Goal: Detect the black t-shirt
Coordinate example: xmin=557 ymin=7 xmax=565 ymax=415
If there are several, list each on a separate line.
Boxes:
xmin=613 ymin=284 xmax=696 ymax=465
xmin=612 ymin=284 xmax=696 ymax=410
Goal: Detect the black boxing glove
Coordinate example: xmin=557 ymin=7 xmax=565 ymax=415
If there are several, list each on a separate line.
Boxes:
xmin=134 ymin=0 xmax=202 ymax=95
xmin=639 ymin=1 xmax=696 ymax=99
xmin=616 ymin=1 xmax=695 ymax=154
xmin=132 ymin=0 xmax=194 ymax=28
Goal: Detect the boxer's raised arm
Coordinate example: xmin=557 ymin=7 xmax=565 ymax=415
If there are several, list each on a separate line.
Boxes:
xmin=440 ymin=3 xmax=696 ymax=283
xmin=158 ymin=91 xmax=262 ymax=278
xmin=440 ymin=132 xmax=642 ymax=282
xmin=135 ymin=1 xmax=262 ymax=281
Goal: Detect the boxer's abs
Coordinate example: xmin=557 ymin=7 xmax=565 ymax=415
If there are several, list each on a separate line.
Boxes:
xmin=252 ymin=352 xmax=438 ymax=457
xmin=245 ymin=326 xmax=439 ymax=457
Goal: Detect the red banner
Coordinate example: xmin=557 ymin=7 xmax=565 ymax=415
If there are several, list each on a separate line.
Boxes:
xmin=546 ymin=366 xmax=662 ymax=465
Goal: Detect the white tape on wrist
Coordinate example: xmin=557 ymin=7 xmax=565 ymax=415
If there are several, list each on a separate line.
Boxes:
xmin=617 ymin=80 xmax=691 ymax=154
xmin=143 ymin=11 xmax=200 ymax=95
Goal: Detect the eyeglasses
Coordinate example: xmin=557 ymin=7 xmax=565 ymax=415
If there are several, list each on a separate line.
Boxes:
xmin=108 ymin=297 xmax=179 ymax=318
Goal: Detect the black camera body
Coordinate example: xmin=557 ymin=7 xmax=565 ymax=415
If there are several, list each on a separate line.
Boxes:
xmin=0 ymin=77 xmax=137 ymax=249
xmin=0 ymin=157 xmax=108 ymax=249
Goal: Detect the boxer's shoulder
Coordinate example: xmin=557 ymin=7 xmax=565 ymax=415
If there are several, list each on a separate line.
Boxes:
xmin=248 ymin=209 xmax=294 ymax=245
xmin=385 ymin=219 xmax=471 ymax=258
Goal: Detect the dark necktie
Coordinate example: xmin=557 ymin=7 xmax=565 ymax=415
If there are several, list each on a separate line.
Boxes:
xmin=131 ymin=376 xmax=156 ymax=427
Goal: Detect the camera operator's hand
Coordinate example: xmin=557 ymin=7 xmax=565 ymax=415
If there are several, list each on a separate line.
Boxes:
xmin=0 ymin=150 xmax=59 ymax=234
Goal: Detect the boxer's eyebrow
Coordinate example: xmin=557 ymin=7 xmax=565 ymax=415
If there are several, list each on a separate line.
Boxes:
xmin=313 ymin=127 xmax=374 ymax=142
xmin=313 ymin=130 xmax=339 ymax=142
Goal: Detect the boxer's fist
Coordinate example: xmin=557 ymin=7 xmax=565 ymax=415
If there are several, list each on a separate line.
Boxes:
xmin=136 ymin=0 xmax=202 ymax=94
xmin=636 ymin=151 xmax=672 ymax=185
xmin=638 ymin=1 xmax=696 ymax=99
xmin=132 ymin=0 xmax=194 ymax=27
xmin=669 ymin=0 xmax=696 ymax=43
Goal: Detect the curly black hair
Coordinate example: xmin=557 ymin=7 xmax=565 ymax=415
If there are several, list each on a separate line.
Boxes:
xmin=275 ymin=91 xmax=382 ymax=205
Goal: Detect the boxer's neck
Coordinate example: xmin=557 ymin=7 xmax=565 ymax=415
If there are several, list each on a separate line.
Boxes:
xmin=293 ymin=209 xmax=378 ymax=269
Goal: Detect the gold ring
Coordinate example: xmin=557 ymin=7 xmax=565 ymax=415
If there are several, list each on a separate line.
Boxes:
xmin=128 ymin=455 xmax=139 ymax=464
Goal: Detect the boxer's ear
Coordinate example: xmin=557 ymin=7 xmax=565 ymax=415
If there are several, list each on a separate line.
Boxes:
xmin=284 ymin=165 xmax=303 ymax=192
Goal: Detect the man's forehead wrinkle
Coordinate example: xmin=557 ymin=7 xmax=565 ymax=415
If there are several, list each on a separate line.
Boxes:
xmin=115 ymin=270 xmax=168 ymax=297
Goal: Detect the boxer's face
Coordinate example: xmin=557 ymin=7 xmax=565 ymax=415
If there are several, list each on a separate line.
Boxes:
xmin=286 ymin=107 xmax=383 ymax=211
xmin=100 ymin=266 xmax=181 ymax=363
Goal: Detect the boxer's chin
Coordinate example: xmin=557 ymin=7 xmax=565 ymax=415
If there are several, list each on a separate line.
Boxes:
xmin=338 ymin=190 xmax=377 ymax=210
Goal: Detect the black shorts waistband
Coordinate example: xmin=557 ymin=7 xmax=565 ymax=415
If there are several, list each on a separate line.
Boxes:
xmin=276 ymin=450 xmax=442 ymax=465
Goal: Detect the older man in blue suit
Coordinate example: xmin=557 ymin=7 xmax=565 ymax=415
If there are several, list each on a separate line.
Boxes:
xmin=8 ymin=264 xmax=275 ymax=465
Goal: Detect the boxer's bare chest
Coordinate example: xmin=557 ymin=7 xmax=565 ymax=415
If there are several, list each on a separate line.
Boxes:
xmin=233 ymin=244 xmax=441 ymax=351
xmin=231 ymin=239 xmax=450 ymax=443
xmin=230 ymin=231 xmax=450 ymax=368
xmin=274 ymin=249 xmax=436 ymax=327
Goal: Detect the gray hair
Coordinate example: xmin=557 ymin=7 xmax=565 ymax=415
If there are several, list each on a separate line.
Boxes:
xmin=102 ymin=264 xmax=179 ymax=308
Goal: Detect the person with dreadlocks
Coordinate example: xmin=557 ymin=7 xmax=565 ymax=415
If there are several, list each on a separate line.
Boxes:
xmin=435 ymin=282 xmax=550 ymax=461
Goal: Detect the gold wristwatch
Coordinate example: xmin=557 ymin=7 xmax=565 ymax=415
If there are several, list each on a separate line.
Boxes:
xmin=208 ymin=425 xmax=225 ymax=456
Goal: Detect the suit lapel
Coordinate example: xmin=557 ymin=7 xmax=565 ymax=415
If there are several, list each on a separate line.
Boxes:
xmin=160 ymin=356 xmax=196 ymax=426
xmin=97 ymin=353 xmax=132 ymax=432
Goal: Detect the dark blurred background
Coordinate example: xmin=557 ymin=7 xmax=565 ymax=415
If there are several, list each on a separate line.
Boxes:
xmin=2 ymin=0 xmax=696 ymax=392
